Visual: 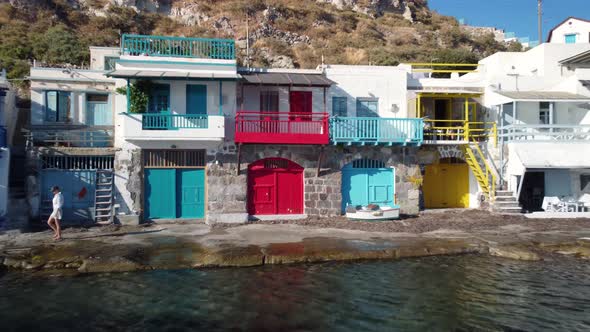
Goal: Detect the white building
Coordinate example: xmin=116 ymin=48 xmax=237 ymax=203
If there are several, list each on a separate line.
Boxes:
xmin=106 ymin=34 xmax=240 ymax=224
xmin=470 ymin=43 xmax=590 ymax=213
xmin=27 ymin=47 xmax=120 ymax=223
xmin=547 ymin=17 xmax=590 ymax=44
xmin=0 ymin=70 xmax=16 ymax=218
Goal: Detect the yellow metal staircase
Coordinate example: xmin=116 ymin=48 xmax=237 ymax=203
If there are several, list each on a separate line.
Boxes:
xmin=462 ymin=143 xmax=496 ymax=200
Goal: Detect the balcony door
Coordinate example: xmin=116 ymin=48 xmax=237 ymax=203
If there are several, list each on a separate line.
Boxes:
xmin=260 ymin=91 xmax=279 ymax=133
xmin=86 ymin=94 xmax=111 ymax=126
xmin=290 ymin=91 xmax=312 ymax=118
xmin=186 ymin=84 xmax=207 ymax=115
xmin=149 ymin=84 xmax=170 ymax=114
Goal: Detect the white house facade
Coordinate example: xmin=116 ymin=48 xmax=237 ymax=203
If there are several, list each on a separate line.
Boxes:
xmin=547 ymin=17 xmax=590 ymax=44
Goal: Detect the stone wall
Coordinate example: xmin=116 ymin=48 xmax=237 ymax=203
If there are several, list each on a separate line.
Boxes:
xmin=207 ymin=144 xmax=422 ymax=222
xmin=114 ymin=147 xmax=142 ymax=225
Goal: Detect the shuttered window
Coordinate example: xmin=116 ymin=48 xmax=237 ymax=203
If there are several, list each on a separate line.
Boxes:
xmin=45 ymin=91 xmax=71 ymax=123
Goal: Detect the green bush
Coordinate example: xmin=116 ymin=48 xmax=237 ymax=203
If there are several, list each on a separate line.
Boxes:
xmin=116 ymin=80 xmax=152 ymax=114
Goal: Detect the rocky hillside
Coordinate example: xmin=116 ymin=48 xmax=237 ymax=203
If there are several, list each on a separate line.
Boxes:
xmin=0 ymin=0 xmax=521 ymax=87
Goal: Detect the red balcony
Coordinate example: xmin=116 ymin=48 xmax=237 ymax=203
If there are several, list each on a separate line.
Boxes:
xmin=235 ymin=111 xmax=329 ymax=145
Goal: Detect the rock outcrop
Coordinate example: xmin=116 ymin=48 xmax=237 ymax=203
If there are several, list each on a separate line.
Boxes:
xmin=315 ymin=0 xmax=424 ymax=20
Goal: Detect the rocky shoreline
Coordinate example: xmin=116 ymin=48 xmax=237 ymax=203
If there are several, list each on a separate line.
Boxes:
xmin=1 ymin=211 xmax=589 ymax=276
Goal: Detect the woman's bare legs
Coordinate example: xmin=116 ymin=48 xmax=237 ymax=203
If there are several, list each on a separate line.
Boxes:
xmin=54 ymin=219 xmax=61 ymax=240
xmin=47 ymin=217 xmax=57 ymax=237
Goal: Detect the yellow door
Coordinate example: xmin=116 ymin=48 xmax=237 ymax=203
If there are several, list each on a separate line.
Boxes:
xmin=423 ymin=163 xmax=469 ymax=208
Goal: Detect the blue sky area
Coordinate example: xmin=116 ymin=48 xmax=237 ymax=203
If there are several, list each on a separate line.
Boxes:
xmin=429 ymin=0 xmax=589 ymax=42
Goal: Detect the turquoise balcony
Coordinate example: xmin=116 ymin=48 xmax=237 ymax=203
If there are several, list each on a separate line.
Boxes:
xmin=121 ymin=34 xmax=235 ymax=60
xmin=142 ymin=113 xmax=209 ymax=130
xmin=330 ymin=117 xmax=423 ymax=145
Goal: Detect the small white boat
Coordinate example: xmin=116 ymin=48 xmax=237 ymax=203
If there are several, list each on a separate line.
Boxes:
xmin=346 ymin=205 xmax=400 ymax=221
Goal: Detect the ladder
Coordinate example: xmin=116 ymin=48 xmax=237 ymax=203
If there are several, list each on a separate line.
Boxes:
xmin=462 ymin=142 xmax=496 ymax=200
xmin=94 ymin=169 xmax=114 ymax=225
xmin=40 ymin=199 xmax=53 ymax=222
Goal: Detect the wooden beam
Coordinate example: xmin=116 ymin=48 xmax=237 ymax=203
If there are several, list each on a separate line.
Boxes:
xmin=316 ymin=145 xmax=324 ymax=178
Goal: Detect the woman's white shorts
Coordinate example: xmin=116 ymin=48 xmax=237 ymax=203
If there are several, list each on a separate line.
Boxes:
xmin=50 ymin=208 xmax=62 ymax=220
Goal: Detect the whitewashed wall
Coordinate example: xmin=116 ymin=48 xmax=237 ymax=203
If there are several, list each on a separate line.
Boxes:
xmin=324 ymin=65 xmax=408 ymax=118
xmin=89 ymin=47 xmax=121 ymax=70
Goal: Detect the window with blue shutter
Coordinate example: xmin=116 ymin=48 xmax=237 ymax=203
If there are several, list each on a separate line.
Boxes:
xmin=332 ymin=96 xmax=347 ymax=117
xmin=565 ymin=34 xmax=577 ymax=44
xmin=45 ymin=91 xmax=71 ymax=122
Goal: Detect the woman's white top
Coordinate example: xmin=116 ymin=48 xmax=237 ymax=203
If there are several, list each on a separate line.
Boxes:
xmin=52 ymin=192 xmax=64 ymax=209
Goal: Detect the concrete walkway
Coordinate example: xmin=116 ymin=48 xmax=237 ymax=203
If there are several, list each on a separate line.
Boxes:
xmin=1 ymin=220 xmax=590 ymax=275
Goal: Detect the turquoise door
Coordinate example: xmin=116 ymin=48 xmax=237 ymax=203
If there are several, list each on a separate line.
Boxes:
xmin=41 ymin=170 xmax=96 ymax=221
xmin=565 ymin=34 xmax=577 ymax=44
xmin=186 ymin=85 xmax=207 ymax=115
xmin=86 ymin=94 xmax=112 ymax=126
xmin=145 ymin=168 xmax=205 ymax=220
xmin=341 ymin=160 xmax=395 ymax=213
xmin=177 ymin=169 xmax=205 ymax=218
xmin=145 ymin=169 xmax=176 ymax=219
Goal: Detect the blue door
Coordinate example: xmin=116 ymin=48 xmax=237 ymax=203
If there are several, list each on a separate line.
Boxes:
xmin=41 ymin=170 xmax=96 ymax=221
xmin=177 ymin=169 xmax=205 ymax=218
xmin=341 ymin=160 xmax=395 ymax=212
xmin=186 ymin=85 xmax=207 ymax=115
xmin=145 ymin=169 xmax=176 ymax=219
xmin=145 ymin=168 xmax=205 ymax=220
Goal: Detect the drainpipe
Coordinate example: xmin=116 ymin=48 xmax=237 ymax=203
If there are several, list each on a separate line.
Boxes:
xmin=219 ymin=81 xmax=223 ymax=115
xmin=499 ymin=104 xmax=504 ymax=187
xmin=126 ymin=79 xmax=131 ymax=113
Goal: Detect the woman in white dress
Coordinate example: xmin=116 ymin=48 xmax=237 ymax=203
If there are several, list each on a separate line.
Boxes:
xmin=48 ymin=186 xmax=64 ymax=241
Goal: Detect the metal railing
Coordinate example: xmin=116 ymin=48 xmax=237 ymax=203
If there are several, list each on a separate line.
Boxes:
xmin=424 ymin=120 xmax=497 ymax=146
xmin=23 ymin=126 xmax=114 ymax=148
xmin=499 ymin=124 xmax=590 ymax=142
xmin=121 ymin=34 xmax=235 ymax=60
xmin=41 ymin=155 xmax=114 ymax=170
xmin=235 ymin=111 xmax=329 ymax=144
xmin=142 ymin=113 xmax=209 ymax=130
xmin=330 ymin=117 xmax=423 ymax=145
xmin=408 ymin=63 xmax=480 ymax=74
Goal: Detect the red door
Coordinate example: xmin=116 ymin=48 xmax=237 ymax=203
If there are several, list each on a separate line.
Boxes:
xmin=289 ymin=91 xmax=312 ymax=117
xmin=248 ymin=158 xmax=304 ymax=215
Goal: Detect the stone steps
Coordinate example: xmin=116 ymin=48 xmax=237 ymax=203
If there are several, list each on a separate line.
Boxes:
xmin=492 ymin=191 xmax=523 ymax=214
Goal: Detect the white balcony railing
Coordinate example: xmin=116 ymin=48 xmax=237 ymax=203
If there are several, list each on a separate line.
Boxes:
xmin=499 ymin=124 xmax=590 ymax=142
xmin=122 ymin=113 xmax=224 ymax=141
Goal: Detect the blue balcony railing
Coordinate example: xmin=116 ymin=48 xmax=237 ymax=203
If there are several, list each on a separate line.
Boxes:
xmin=121 ymin=34 xmax=235 ymax=60
xmin=330 ymin=117 xmax=423 ymax=145
xmin=142 ymin=113 xmax=209 ymax=130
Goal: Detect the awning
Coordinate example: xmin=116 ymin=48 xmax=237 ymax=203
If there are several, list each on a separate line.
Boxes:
xmin=513 ymin=143 xmax=590 ymax=168
xmin=106 ymin=70 xmax=240 ymax=80
xmin=239 ymin=72 xmax=334 ymax=87
xmin=497 ymin=91 xmax=590 ymax=102
xmin=559 ymin=49 xmax=590 ymax=66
